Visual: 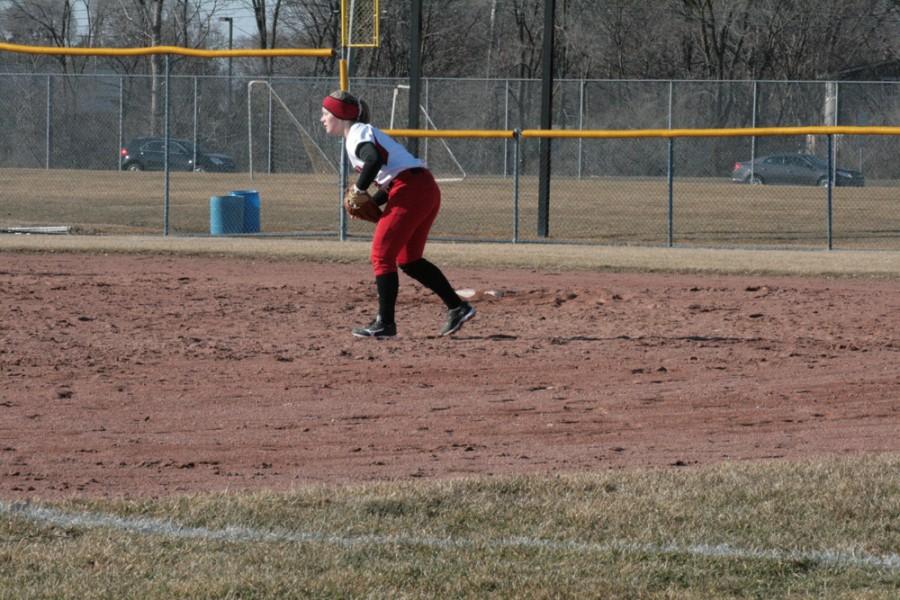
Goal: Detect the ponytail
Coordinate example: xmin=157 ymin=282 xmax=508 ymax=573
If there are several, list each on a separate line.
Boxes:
xmin=356 ymin=98 xmax=371 ymax=124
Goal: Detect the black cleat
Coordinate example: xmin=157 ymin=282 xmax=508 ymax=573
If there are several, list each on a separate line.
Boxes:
xmin=440 ymin=302 xmax=476 ymax=336
xmin=352 ymin=316 xmax=396 ymax=338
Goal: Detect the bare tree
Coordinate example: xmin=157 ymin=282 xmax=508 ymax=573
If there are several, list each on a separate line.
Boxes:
xmin=3 ymin=0 xmax=78 ymax=72
xmin=172 ymin=0 xmax=220 ymax=49
xmin=248 ymin=0 xmax=284 ymax=76
xmin=417 ymin=0 xmax=484 ymax=76
xmin=142 ymin=0 xmax=164 ymax=133
xmin=166 ymin=0 xmax=225 ymax=75
xmin=114 ymin=0 xmax=164 ymax=132
xmin=5 ymin=0 xmax=898 ymax=84
xmin=769 ymin=0 xmax=899 ymax=79
xmin=81 ymin=0 xmax=119 ymax=49
xmin=279 ymin=0 xmax=340 ymax=76
xmin=556 ymin=0 xmax=657 ymax=78
xmin=231 ymin=0 xmax=900 ymax=83
xmin=670 ymin=0 xmax=899 ymax=81
xmin=508 ymin=0 xmax=544 ymax=79
xmin=674 ymin=0 xmax=753 ymax=80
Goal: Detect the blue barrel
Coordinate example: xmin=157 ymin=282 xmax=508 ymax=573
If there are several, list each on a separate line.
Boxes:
xmin=209 ymin=194 xmax=245 ymax=236
xmin=230 ymin=189 xmax=261 ymax=233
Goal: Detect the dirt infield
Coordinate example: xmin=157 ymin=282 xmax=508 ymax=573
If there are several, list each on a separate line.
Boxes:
xmin=2 ymin=250 xmax=898 ymax=501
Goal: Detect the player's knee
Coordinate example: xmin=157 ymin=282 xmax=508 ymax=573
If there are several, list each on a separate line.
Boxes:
xmin=371 ymin=254 xmax=390 ymax=276
xmin=399 ymin=258 xmax=427 ymax=277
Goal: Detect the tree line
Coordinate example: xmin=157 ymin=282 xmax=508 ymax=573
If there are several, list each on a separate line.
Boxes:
xmin=1 ymin=0 xmax=898 ymax=81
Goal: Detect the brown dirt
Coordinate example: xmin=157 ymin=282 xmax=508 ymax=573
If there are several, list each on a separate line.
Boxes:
xmin=1 ymin=252 xmax=898 ymax=501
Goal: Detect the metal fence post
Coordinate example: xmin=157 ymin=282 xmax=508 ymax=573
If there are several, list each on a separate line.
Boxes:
xmin=577 ymin=79 xmax=585 ymax=179
xmin=503 ymin=79 xmax=510 ymax=178
xmin=667 ymin=82 xmax=675 ymax=247
xmin=192 ymin=76 xmax=199 ymax=168
xmin=513 ymin=129 xmax=521 ymax=243
xmin=118 ymin=77 xmax=124 ymax=170
xmin=667 ymin=80 xmax=673 ymax=129
xmin=830 ymin=81 xmax=840 ymax=184
xmin=667 ymin=137 xmax=675 ymax=247
xmin=750 ymin=81 xmax=758 ymax=181
xmin=163 ymin=55 xmax=171 ymax=236
xmin=248 ymin=81 xmax=254 ymax=180
xmin=826 ymin=134 xmax=834 ymax=250
xmin=45 ymin=75 xmax=52 ymax=169
xmin=339 ymin=141 xmax=348 ymax=241
xmin=423 ymin=78 xmax=430 ymax=164
xmin=267 ymin=82 xmax=273 ymax=174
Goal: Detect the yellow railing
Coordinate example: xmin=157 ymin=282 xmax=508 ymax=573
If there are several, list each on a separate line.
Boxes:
xmin=0 ymin=42 xmax=334 ymax=58
xmin=385 ymin=126 xmax=900 ymax=139
xmin=520 ymin=126 xmax=900 ymax=139
xmin=384 ymin=129 xmax=516 ymax=139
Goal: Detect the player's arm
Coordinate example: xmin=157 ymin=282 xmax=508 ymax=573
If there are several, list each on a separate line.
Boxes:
xmin=370 ymin=189 xmax=388 ymax=206
xmin=354 ymin=142 xmax=388 ymax=205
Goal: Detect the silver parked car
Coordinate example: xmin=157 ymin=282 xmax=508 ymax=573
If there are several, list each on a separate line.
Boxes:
xmin=731 ymin=153 xmax=864 ymax=187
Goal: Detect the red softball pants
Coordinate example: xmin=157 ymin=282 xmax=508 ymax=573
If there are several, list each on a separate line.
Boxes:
xmin=370 ymin=168 xmax=441 ymax=276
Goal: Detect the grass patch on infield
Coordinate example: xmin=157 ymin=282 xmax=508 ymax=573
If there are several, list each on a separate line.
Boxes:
xmin=2 ymin=455 xmax=899 ymax=599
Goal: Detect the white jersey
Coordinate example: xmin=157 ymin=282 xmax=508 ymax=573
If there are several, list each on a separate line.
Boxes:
xmin=345 ymin=122 xmax=423 ymax=188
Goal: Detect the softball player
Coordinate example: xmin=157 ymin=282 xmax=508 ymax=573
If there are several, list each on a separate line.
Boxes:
xmin=321 ymin=90 xmax=476 ymax=338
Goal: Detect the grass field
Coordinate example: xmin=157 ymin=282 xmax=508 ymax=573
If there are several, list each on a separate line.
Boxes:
xmin=2 ymin=456 xmax=898 ymax=598
xmin=1 ymin=168 xmax=898 ymax=249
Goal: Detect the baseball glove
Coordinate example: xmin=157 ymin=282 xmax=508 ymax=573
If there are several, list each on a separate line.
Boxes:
xmin=344 ymin=187 xmax=381 ymax=223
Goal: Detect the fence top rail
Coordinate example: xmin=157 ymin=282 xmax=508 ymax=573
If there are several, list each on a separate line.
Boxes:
xmin=383 ymin=76 xmax=900 ymax=86
xmin=384 ymin=129 xmax=516 ymax=139
xmin=520 ymin=126 xmax=900 ymax=139
xmin=381 ymin=126 xmax=898 ymax=139
xmin=0 ymin=42 xmax=334 ymax=59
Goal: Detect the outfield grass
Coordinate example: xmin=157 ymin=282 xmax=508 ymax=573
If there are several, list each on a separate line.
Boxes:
xmin=1 ymin=168 xmax=898 ymax=249
xmin=1 ymin=456 xmax=898 ymax=598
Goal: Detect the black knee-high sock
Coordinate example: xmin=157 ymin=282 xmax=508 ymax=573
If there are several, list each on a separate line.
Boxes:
xmin=399 ymin=258 xmax=461 ymax=309
xmin=376 ymin=272 xmax=399 ymax=324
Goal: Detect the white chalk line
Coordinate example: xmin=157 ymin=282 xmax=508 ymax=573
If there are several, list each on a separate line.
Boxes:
xmin=2 ymin=500 xmax=898 ymax=572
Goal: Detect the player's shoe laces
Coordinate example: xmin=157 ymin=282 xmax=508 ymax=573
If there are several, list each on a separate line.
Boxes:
xmin=352 ymin=316 xmax=396 ymax=338
xmin=441 ymin=302 xmax=476 ymax=336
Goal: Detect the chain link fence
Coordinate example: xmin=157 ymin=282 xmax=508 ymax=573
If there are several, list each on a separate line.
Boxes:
xmin=1 ymin=68 xmax=898 ymax=249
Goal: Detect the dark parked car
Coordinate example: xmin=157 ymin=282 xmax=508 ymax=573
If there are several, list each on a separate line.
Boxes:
xmin=120 ymin=137 xmax=236 ymax=172
xmin=731 ymin=153 xmax=864 ymax=187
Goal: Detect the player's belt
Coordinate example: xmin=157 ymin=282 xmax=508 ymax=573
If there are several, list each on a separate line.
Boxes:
xmin=382 ymin=167 xmax=428 ymax=191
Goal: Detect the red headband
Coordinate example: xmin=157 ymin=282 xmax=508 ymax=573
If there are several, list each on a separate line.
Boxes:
xmin=322 ymin=95 xmax=359 ymax=121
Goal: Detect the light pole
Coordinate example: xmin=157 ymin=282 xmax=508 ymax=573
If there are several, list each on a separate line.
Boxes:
xmin=219 ymin=16 xmax=234 ymax=113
